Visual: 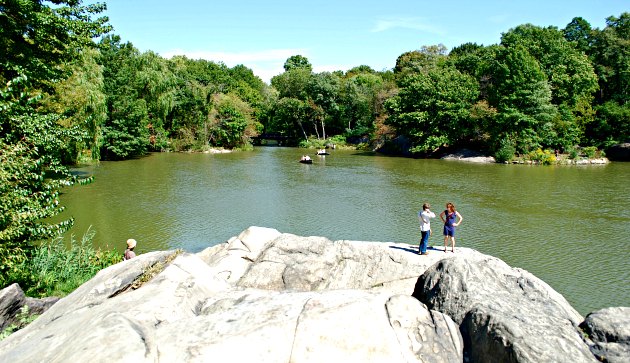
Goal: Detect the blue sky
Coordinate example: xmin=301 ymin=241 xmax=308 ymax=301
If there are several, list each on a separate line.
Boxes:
xmin=92 ymin=0 xmax=628 ymax=83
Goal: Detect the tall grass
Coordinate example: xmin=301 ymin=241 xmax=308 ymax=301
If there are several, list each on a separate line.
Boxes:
xmin=22 ymin=227 xmax=121 ymax=297
xmin=0 ymin=228 xmax=121 ymax=340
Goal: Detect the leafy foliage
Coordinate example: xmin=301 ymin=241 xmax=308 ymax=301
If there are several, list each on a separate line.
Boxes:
xmin=208 ymin=93 xmax=259 ymax=148
xmin=12 ymin=228 xmax=120 ymax=298
xmin=526 ymin=148 xmax=557 ymax=165
xmin=283 ymin=55 xmax=313 ymax=72
xmin=0 ymin=0 xmax=111 ymax=90
xmin=0 ymin=0 xmax=108 ymax=289
xmin=39 ymin=48 xmax=107 ymax=162
xmin=387 ymin=60 xmax=479 ymax=153
xmin=0 ymin=75 xmax=91 ymax=286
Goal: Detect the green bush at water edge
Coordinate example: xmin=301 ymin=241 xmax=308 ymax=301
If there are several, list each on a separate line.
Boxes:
xmin=5 ymin=227 xmax=121 ymax=298
xmin=299 ymin=135 xmax=350 ymax=149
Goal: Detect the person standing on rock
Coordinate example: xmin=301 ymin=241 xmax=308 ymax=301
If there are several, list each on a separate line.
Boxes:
xmin=418 ymin=203 xmax=436 ymax=255
xmin=440 ymin=202 xmax=463 ymax=253
xmin=124 ymin=239 xmax=137 ymax=260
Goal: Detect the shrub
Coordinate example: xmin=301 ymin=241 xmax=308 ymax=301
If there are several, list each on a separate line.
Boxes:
xmin=299 ymin=136 xmax=346 ymax=149
xmin=582 ymin=146 xmax=597 ymax=158
xmin=328 ymin=134 xmax=347 ymax=146
xmin=8 ymin=227 xmax=121 ymax=298
xmin=494 ymin=139 xmax=516 ymax=163
xmin=527 ymin=148 xmax=557 ymax=165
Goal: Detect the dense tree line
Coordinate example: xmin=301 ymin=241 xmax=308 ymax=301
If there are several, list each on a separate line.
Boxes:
xmin=0 ymin=1 xmax=628 ymax=286
xmin=386 ymin=16 xmax=629 ymax=159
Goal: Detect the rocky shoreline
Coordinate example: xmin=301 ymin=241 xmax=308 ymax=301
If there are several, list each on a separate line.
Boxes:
xmin=1 ymin=227 xmax=628 ymax=362
xmin=440 ymin=148 xmax=612 ymax=165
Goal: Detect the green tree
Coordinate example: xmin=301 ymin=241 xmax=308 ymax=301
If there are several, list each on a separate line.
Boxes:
xmin=229 ymin=64 xmax=266 ymax=112
xmin=582 ymin=13 xmax=630 ymax=146
xmin=394 ymin=44 xmax=448 ymax=77
xmin=486 ymin=45 xmax=558 ymax=153
xmin=135 ymin=51 xmax=177 ymax=151
xmin=449 ymin=43 xmax=500 ymax=101
xmin=0 ymin=0 xmax=110 ymax=286
xmin=589 ymin=13 xmax=629 ymax=105
xmin=99 ymin=36 xmax=150 ymax=159
xmin=501 ymin=24 xmax=598 ymax=108
xmin=563 ymin=17 xmax=594 ymax=53
xmin=0 ymin=0 xmax=110 ymax=90
xmin=271 ymin=67 xmax=312 ymax=100
xmin=588 ymin=101 xmax=630 ymax=146
xmin=345 ymin=65 xmax=377 ymax=77
xmin=270 ymin=61 xmax=315 ymax=140
xmin=268 ymin=97 xmax=309 ymax=141
xmin=166 ymin=56 xmax=215 ymax=149
xmin=386 ymin=61 xmax=479 ymax=153
xmin=162 ymin=56 xmax=265 ymax=150
xmin=339 ymin=72 xmax=385 ymax=137
xmin=39 ymin=48 xmax=107 ymax=161
xmin=283 ymin=55 xmax=312 ymax=72
xmin=500 ymin=24 xmax=599 ymax=150
xmin=306 ymin=72 xmax=341 ymax=139
xmin=208 ymin=93 xmax=257 ymax=149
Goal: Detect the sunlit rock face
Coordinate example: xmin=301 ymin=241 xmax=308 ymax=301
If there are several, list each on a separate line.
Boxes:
xmin=0 ymin=226 xmax=620 ymax=363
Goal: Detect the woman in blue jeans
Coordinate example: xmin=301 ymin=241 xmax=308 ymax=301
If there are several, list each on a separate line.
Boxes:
xmin=440 ymin=202 xmax=463 ymax=253
xmin=418 ymin=203 xmax=436 ymax=255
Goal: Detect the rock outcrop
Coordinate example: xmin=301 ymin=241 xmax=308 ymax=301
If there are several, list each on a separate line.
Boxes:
xmin=440 ymin=149 xmax=496 ymax=163
xmin=606 ymin=143 xmax=630 ymax=161
xmin=413 ymin=256 xmax=594 ymax=362
xmin=0 ymin=283 xmax=59 ymax=331
xmin=580 ymin=307 xmax=630 ymax=363
xmin=0 ymin=226 xmax=627 ymax=362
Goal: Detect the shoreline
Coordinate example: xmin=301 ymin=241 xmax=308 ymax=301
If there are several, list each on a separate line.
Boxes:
xmin=440 ymin=148 xmax=611 ymax=165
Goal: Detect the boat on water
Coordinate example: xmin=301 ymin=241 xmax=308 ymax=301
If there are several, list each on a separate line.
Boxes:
xmin=299 ymin=159 xmax=313 ymax=164
xmin=316 ymin=149 xmax=329 ymax=155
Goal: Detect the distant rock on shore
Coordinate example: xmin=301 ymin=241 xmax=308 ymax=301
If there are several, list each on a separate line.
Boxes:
xmin=606 ymin=143 xmax=630 ymax=161
xmin=1 ymin=226 xmax=628 ymax=362
xmin=440 ymin=149 xmax=496 ymax=163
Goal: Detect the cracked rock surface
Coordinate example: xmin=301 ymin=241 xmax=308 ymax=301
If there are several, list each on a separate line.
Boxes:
xmin=0 ymin=226 xmax=622 ymax=362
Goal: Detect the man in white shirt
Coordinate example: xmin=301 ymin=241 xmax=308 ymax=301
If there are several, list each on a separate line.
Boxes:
xmin=418 ymin=203 xmax=436 ymax=255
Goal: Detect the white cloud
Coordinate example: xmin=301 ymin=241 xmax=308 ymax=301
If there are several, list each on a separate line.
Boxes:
xmin=372 ymin=17 xmax=445 ymax=35
xmin=159 ymin=48 xmax=309 ymax=83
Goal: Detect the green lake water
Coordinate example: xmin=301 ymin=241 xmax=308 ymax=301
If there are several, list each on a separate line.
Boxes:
xmin=58 ymin=147 xmax=630 ymax=315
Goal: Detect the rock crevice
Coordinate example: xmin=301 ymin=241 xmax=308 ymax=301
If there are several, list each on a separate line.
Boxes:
xmin=0 ymin=226 xmax=627 ymax=363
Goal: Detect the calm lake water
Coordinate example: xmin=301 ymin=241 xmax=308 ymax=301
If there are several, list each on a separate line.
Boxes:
xmin=58 ymin=147 xmax=630 ymax=315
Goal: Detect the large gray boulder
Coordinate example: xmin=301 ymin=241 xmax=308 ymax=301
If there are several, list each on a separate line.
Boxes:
xmin=198 ymin=227 xmax=476 ymax=295
xmin=580 ymin=307 xmax=630 ymax=363
xmin=413 ymin=255 xmax=597 ymax=362
xmin=0 ymin=229 xmax=462 ymax=362
xmin=1 ymin=226 xmax=624 ymax=362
